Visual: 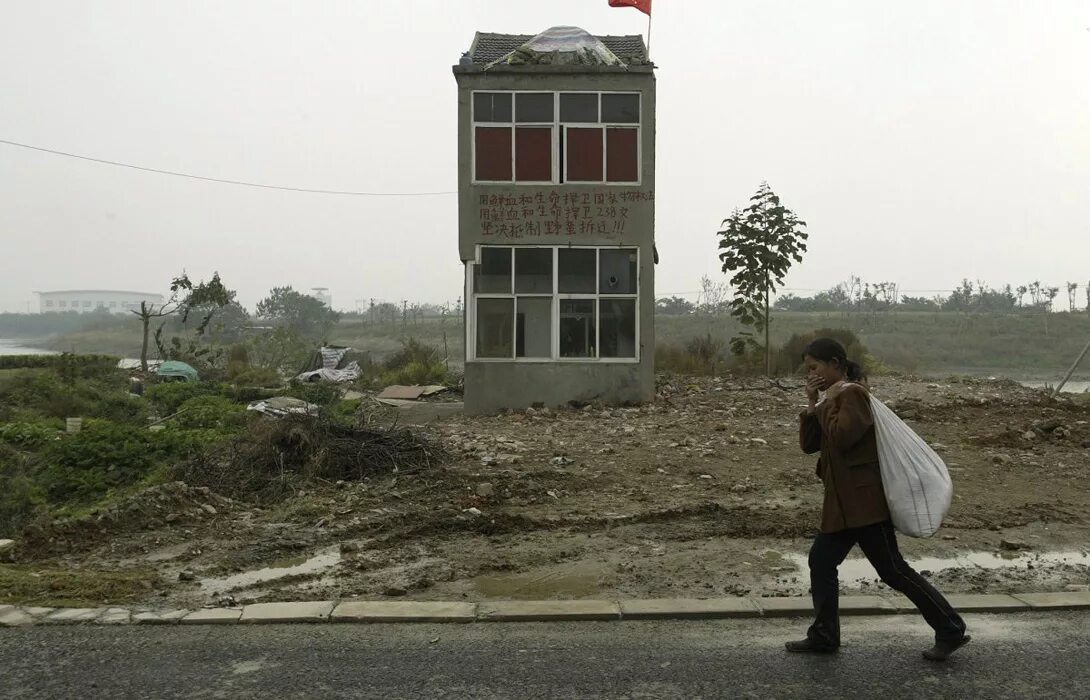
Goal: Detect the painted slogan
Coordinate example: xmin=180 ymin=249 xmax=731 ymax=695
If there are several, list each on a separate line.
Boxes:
xmin=477 ymin=189 xmax=654 ymax=241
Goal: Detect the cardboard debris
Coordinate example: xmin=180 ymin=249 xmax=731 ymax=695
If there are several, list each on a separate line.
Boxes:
xmin=378 ymin=385 xmax=427 ymax=401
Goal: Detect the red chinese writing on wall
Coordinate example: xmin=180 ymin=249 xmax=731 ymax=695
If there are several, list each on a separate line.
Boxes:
xmin=477 ymin=190 xmax=654 ymax=240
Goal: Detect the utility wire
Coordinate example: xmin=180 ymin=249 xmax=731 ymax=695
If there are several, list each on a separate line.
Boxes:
xmin=0 ymin=138 xmax=457 ymax=196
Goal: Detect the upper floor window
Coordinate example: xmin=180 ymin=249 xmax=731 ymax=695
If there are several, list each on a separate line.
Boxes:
xmin=473 ymin=91 xmax=641 ymax=185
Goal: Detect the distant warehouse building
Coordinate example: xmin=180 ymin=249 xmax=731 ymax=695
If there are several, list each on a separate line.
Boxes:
xmin=35 ymin=290 xmax=165 ymax=314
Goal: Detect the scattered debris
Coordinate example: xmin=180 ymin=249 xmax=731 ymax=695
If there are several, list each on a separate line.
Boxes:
xmin=246 ymin=396 xmax=320 ymax=418
xmin=296 ymin=346 xmax=362 ymax=383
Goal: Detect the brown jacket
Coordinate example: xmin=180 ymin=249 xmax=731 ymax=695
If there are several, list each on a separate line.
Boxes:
xmin=799 ymin=383 xmax=890 ymax=533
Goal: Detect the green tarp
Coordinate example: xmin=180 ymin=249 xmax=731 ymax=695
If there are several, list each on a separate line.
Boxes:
xmin=155 ymin=360 xmax=199 ymax=382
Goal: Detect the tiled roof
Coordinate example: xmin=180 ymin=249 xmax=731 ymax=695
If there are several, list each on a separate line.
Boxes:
xmin=469 ymin=31 xmax=648 ymax=66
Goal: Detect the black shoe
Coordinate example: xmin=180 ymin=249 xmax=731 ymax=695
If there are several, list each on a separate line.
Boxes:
xmin=785 ymin=638 xmax=839 ymax=654
xmin=923 ymin=635 xmax=971 ymax=661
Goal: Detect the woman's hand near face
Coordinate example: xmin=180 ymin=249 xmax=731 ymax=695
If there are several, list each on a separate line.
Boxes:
xmin=805 ymin=375 xmax=823 ymax=407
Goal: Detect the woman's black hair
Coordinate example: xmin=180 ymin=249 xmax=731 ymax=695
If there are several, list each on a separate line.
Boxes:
xmin=802 ymin=337 xmax=866 ymax=382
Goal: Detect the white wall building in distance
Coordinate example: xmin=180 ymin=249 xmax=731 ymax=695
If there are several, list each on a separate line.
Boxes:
xmin=35 ymin=290 xmax=165 ymax=314
xmin=311 ymin=287 xmax=332 ymax=308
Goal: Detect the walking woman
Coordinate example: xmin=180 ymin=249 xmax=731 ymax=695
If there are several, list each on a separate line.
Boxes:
xmin=786 ymin=338 xmax=970 ymax=661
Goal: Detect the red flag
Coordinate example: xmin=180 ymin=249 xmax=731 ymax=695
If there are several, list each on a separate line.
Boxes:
xmin=608 ymin=0 xmax=651 ymax=16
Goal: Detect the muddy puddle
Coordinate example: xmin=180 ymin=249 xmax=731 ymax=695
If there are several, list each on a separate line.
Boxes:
xmin=473 ymin=562 xmax=611 ymax=599
xmin=782 ymin=549 xmax=1090 ymax=590
xmin=200 ymin=546 xmax=342 ymax=595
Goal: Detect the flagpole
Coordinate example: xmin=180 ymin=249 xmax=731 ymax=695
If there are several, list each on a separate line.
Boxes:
xmin=647 ymin=12 xmax=652 ymax=59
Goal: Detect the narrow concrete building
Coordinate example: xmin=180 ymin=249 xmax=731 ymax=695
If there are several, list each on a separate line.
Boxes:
xmin=453 ymin=26 xmax=657 ymax=414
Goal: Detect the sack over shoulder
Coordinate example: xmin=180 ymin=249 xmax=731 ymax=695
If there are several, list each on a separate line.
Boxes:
xmin=870 ymin=396 xmax=952 ymax=537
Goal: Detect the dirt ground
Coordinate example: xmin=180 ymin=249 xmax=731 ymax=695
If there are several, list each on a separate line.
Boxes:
xmin=10 ymin=375 xmax=1090 ymax=609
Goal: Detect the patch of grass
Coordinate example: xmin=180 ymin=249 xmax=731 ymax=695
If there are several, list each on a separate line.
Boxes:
xmin=266 ymin=495 xmax=331 ymax=522
xmin=0 ymin=370 xmax=147 ymax=424
xmin=0 ymin=564 xmax=159 ymax=607
xmin=40 ymin=308 xmax=1090 ymax=379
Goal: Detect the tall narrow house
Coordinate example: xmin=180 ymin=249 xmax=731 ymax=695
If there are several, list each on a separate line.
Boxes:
xmin=453 ymin=26 xmax=657 ymax=414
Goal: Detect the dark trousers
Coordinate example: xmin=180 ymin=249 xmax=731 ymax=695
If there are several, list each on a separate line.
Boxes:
xmin=807 ymin=520 xmax=966 ymax=646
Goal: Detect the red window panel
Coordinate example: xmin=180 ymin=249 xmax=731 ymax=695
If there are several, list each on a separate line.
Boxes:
xmin=606 ymin=128 xmax=639 ymax=182
xmin=566 ymin=127 xmax=603 ymax=182
xmin=515 ymin=127 xmax=552 ymax=182
xmin=475 ymin=127 xmax=512 ymax=181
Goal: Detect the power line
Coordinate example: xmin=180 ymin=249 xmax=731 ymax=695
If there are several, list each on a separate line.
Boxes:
xmin=0 ymin=138 xmax=457 ymax=197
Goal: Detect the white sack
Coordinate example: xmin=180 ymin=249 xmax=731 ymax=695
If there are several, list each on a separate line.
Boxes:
xmin=870 ymin=396 xmax=952 ymax=538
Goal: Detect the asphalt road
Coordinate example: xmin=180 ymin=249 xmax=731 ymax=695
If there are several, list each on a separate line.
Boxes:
xmin=1 ymin=611 xmax=1086 ymax=699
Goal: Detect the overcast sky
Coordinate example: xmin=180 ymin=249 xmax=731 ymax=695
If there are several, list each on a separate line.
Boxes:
xmin=1 ymin=0 xmax=1088 ymax=313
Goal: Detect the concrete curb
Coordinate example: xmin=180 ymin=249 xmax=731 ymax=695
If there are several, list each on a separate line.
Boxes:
xmin=2 ymin=592 xmax=1088 ymax=628
xmin=478 ymin=600 xmax=621 ymax=622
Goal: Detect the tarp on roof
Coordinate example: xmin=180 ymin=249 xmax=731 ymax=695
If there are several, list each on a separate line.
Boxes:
xmin=470 ymin=31 xmax=647 ymax=66
xmin=155 ymin=361 xmax=199 ymax=382
xmin=487 ymin=26 xmax=625 ymax=68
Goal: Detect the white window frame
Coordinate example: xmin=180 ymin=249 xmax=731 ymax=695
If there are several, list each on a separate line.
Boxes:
xmin=471 ymin=90 xmax=642 ymax=186
xmin=467 ymin=244 xmax=640 ymax=363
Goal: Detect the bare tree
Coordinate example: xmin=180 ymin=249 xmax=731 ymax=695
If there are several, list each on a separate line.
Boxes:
xmin=696 ymin=274 xmax=730 ymax=314
xmin=131 ymin=272 xmax=231 ymax=372
xmin=1028 ymin=281 xmax=1043 ymax=307
xmin=1068 ymin=282 xmax=1079 ymax=313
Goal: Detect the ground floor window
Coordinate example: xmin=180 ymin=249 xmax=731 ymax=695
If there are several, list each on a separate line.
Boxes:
xmin=469 ymin=245 xmax=639 ymax=362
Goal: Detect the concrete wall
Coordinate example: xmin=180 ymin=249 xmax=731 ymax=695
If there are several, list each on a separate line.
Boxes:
xmin=464 ymin=361 xmax=647 ymax=413
xmin=453 ymin=65 xmax=657 ymax=414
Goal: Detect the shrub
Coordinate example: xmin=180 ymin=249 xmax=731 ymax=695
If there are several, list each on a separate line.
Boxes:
xmin=173 ymin=395 xmax=248 ymax=430
xmin=326 ymin=398 xmax=363 ymax=427
xmin=227 ymin=366 xmax=281 ymax=387
xmin=655 ymin=335 xmax=727 ymax=375
xmin=384 ymin=338 xmax=441 ymax=372
xmin=0 ymin=447 xmax=46 ymax=534
xmin=283 ymin=381 xmax=343 ymax=406
xmin=226 ymin=386 xmax=281 ymax=404
xmin=773 ymin=328 xmax=869 ymax=377
xmin=381 ymin=361 xmax=449 ymax=387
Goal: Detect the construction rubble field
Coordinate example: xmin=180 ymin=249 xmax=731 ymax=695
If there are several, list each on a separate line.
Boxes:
xmin=6 ymin=375 xmax=1090 ymax=609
